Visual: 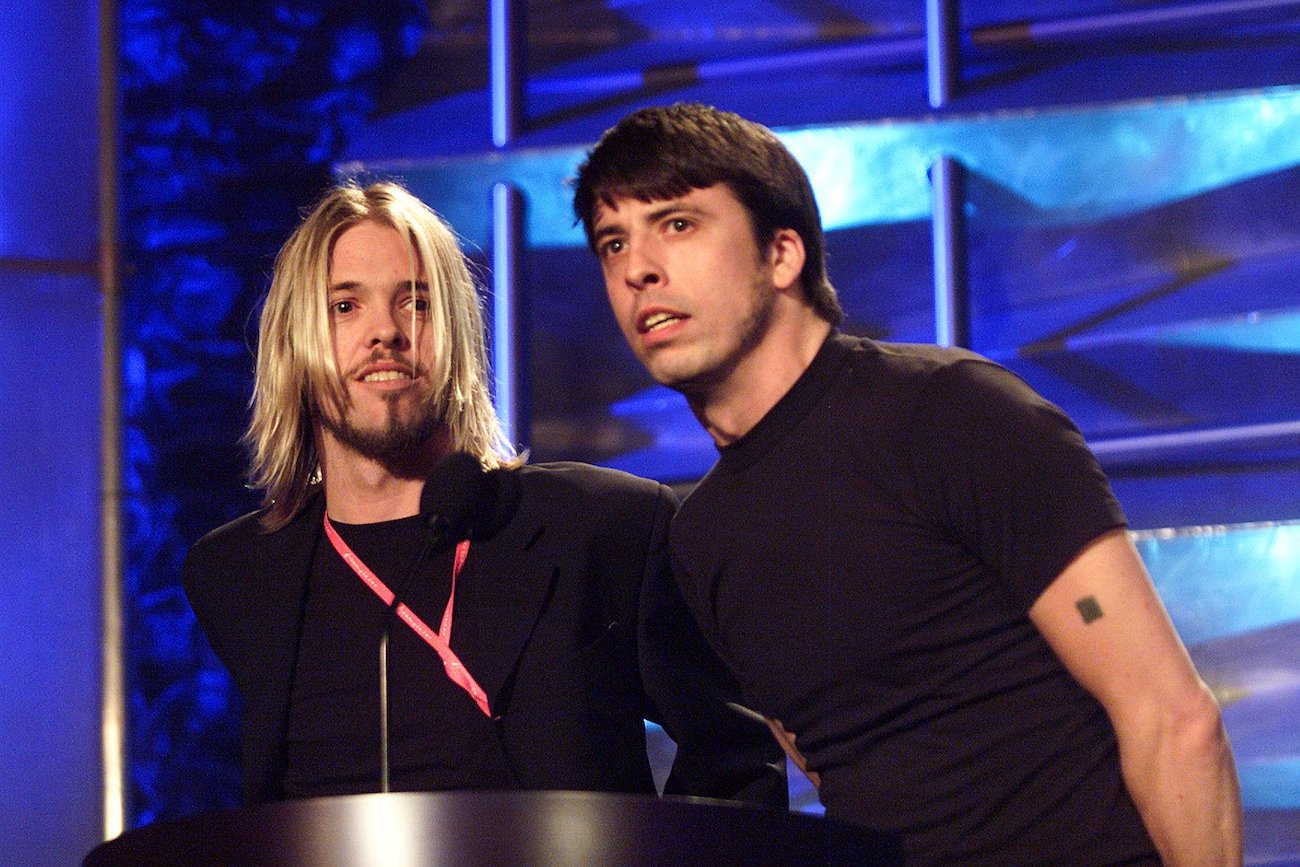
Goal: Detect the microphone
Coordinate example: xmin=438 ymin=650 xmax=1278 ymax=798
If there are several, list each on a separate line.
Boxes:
xmin=379 ymin=452 xmax=515 ymax=792
xmin=418 ymin=450 xmax=494 ymax=544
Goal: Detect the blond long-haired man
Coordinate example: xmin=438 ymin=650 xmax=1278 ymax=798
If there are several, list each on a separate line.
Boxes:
xmin=182 ymin=181 xmax=785 ymax=806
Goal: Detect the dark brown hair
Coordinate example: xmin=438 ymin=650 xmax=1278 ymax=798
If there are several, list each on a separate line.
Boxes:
xmin=573 ymin=103 xmax=843 ymax=324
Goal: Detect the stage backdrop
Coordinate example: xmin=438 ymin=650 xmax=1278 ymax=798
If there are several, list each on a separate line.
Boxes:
xmin=0 ymin=1 xmax=105 ymax=864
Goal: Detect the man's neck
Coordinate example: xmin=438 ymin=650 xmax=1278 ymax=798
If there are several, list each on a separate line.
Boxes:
xmin=318 ymin=439 xmax=446 ymax=525
xmin=689 ymin=316 xmax=832 ymax=447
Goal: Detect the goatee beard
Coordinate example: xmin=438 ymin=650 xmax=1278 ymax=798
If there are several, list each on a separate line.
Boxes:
xmin=320 ymin=394 xmax=443 ymax=464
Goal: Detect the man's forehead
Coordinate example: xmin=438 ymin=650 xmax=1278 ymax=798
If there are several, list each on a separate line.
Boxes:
xmin=327 ymin=222 xmax=428 ymax=283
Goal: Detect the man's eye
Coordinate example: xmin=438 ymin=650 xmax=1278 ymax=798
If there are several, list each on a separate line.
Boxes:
xmin=330 ymin=300 xmax=355 ymax=315
xmin=411 ymin=297 xmax=430 ymax=313
xmin=668 ymin=218 xmax=690 ymax=232
xmin=601 ymin=239 xmax=624 ymax=257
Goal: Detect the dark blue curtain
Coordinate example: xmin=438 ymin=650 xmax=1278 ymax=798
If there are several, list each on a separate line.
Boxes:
xmin=119 ymin=0 xmax=425 ymax=824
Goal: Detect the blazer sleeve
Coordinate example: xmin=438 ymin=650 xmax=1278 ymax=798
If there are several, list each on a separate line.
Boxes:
xmin=636 ymin=483 xmax=788 ymax=808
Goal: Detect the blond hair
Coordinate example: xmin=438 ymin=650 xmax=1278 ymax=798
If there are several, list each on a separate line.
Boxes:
xmin=246 ymin=181 xmax=517 ymax=531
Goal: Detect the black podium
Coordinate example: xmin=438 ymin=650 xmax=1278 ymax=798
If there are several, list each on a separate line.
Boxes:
xmin=85 ymin=790 xmax=899 ymax=865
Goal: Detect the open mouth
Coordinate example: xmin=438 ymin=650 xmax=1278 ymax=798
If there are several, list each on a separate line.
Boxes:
xmin=360 ymin=369 xmax=412 ymax=382
xmin=640 ymin=310 xmax=686 ymax=333
xmin=354 ymin=359 xmax=417 ymax=383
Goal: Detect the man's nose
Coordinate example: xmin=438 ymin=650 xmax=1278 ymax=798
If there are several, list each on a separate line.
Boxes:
xmin=624 ymin=241 xmax=664 ymax=290
xmin=366 ymin=307 xmax=407 ymax=347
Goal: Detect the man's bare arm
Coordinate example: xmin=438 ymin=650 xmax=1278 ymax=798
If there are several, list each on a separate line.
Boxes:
xmin=1029 ymin=528 xmax=1242 ymax=866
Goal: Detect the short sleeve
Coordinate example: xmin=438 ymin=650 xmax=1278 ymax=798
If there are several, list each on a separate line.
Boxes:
xmin=906 ymin=359 xmax=1127 ymax=611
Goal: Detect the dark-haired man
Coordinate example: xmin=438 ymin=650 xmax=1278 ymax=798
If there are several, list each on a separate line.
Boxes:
xmin=575 ymin=103 xmax=1241 ymax=865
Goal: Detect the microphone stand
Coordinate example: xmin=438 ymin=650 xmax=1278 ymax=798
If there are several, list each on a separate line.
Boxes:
xmin=378 ymin=532 xmax=438 ymax=794
xmin=378 ymin=627 xmax=396 ymax=794
xmin=378 ymin=452 xmax=499 ymax=791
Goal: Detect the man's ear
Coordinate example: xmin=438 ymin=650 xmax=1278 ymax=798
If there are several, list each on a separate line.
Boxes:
xmin=768 ymin=227 xmax=806 ymax=293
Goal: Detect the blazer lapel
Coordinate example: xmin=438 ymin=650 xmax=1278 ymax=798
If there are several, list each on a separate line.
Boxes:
xmin=455 ymin=509 xmax=556 ymax=715
xmin=244 ymin=489 xmax=558 ymax=732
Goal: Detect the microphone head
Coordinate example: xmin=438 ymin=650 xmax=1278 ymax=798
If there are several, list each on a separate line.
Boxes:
xmin=419 ymin=451 xmax=492 ymax=539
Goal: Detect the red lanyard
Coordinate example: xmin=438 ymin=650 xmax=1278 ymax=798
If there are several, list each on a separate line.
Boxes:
xmin=322 ymin=513 xmax=492 ymax=717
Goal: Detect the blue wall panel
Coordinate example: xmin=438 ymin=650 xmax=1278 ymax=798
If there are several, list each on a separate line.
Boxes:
xmin=0 ymin=2 xmax=99 ymax=263
xmin=0 ymin=272 xmax=103 ymax=862
xmin=0 ymin=1 xmax=103 ymax=863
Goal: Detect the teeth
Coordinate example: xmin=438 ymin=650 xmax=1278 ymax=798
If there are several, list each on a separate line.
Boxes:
xmin=362 ymin=370 xmax=411 ymax=382
xmin=643 ymin=312 xmax=680 ymax=332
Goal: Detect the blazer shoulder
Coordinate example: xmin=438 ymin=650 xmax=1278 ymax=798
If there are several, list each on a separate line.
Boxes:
xmin=185 ymin=508 xmax=259 ymax=566
xmin=193 ymin=508 xmax=267 ymax=549
xmin=189 ymin=490 xmax=325 ymax=553
xmin=183 ymin=494 xmax=322 ymax=590
xmin=520 ymin=461 xmax=674 ymax=505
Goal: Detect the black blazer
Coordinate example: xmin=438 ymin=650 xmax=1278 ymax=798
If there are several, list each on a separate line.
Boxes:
xmin=183 ymin=461 xmax=786 ymax=807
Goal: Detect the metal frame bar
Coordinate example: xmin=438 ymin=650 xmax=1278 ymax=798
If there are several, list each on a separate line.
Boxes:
xmin=1091 ymin=419 xmax=1300 ymax=467
xmin=929 ymin=156 xmax=971 ymax=348
xmin=491 ymin=182 xmax=529 ymax=448
xmin=522 ymin=0 xmax=1300 ymax=96
xmin=98 ymin=0 xmax=126 ymax=841
xmin=0 ymin=256 xmax=99 ymax=275
xmin=926 ymin=0 xmax=972 ymax=348
xmin=489 ymin=0 xmax=530 ymax=448
xmin=926 ymin=0 xmax=961 ymax=108
xmin=490 ymin=0 xmax=525 ymax=148
xmin=976 ymin=0 xmax=1300 ymax=46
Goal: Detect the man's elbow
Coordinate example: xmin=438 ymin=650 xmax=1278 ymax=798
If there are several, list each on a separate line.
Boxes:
xmin=1162 ymin=679 xmax=1233 ymax=761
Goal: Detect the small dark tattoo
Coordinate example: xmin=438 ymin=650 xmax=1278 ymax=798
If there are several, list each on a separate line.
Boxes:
xmin=1076 ymin=596 xmax=1104 ymax=624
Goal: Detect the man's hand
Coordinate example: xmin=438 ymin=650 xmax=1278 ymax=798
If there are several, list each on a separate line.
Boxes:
xmin=765 ymin=716 xmax=821 ymax=789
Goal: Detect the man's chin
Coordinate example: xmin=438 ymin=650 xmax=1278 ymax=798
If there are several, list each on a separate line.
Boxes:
xmin=323 ymin=413 xmax=443 ymax=465
xmin=648 ymin=361 xmax=715 ymax=396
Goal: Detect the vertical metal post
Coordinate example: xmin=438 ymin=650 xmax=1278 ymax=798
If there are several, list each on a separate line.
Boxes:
xmin=930 ymin=157 xmax=970 ymax=348
xmin=489 ymin=0 xmax=525 ymax=148
xmin=98 ymin=0 xmax=127 ymax=840
xmin=925 ymin=0 xmax=960 ymax=109
xmin=926 ymin=0 xmax=972 ymax=348
xmin=489 ymin=0 xmax=529 ymax=447
xmin=491 ymin=182 xmax=529 ymax=448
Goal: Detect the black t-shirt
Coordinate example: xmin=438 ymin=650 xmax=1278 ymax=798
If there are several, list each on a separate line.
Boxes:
xmin=672 ymin=333 xmax=1158 ymax=865
xmin=283 ymin=515 xmax=512 ymax=797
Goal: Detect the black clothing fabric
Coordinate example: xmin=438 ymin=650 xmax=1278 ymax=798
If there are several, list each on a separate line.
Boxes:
xmin=184 ymin=462 xmax=787 ymax=808
xmin=672 ymin=333 xmax=1158 ymax=865
xmin=283 ymin=516 xmax=511 ymax=797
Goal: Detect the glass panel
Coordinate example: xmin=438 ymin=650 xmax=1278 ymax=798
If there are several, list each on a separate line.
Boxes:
xmin=1137 ymin=521 xmax=1300 ymax=810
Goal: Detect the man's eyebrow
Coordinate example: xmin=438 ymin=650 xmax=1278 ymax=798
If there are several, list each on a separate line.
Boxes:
xmin=593 ymin=200 xmax=707 ymax=239
xmin=592 ymin=222 xmax=623 ymax=243
xmin=646 ymin=201 xmax=706 ymax=222
xmin=327 ymin=279 xmax=430 ymax=293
